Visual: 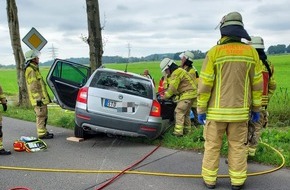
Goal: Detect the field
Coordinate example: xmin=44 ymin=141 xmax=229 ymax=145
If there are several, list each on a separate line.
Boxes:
xmin=0 ymin=54 xmax=288 ymax=107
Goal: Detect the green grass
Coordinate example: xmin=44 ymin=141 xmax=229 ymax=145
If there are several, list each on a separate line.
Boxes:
xmin=1 ymin=55 xmax=290 ymax=168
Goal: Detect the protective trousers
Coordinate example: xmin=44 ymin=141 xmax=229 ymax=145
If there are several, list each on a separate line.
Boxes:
xmin=248 ymin=109 xmax=268 ymax=156
xmin=0 ymin=115 xmax=3 ymax=149
xmin=202 ymin=121 xmax=248 ymax=186
xmin=34 ymin=105 xmax=48 ymax=137
xmin=174 ymin=99 xmax=193 ymax=135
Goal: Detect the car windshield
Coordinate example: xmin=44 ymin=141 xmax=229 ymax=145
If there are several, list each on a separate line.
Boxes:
xmin=90 ymin=70 xmax=153 ymax=99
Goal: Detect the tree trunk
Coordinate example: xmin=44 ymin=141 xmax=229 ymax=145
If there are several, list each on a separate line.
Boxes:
xmin=86 ymin=0 xmax=103 ymax=73
xmin=6 ymin=0 xmax=30 ymax=107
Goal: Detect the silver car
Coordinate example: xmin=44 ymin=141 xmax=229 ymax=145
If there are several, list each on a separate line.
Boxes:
xmin=47 ymin=59 xmax=169 ymax=139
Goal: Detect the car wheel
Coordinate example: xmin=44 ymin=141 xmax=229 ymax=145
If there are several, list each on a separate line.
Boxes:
xmin=74 ymin=123 xmax=86 ymax=138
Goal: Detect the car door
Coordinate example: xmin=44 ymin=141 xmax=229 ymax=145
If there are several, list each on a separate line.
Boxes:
xmin=46 ymin=59 xmax=91 ymax=111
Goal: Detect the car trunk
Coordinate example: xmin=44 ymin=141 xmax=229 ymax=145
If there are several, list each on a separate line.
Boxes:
xmin=87 ymin=87 xmax=153 ymax=122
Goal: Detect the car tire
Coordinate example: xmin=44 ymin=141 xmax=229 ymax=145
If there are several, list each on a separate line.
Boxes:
xmin=74 ymin=123 xmax=86 ymax=138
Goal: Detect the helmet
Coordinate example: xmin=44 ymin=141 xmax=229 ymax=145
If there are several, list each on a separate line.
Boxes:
xmin=179 ymin=51 xmax=194 ymax=62
xmin=249 ymin=36 xmax=265 ymax=49
xmin=13 ymin=140 xmax=26 ymax=152
xmin=25 ymin=50 xmax=40 ymax=62
xmin=220 ymin=12 xmax=243 ymax=28
xmin=160 ymin=58 xmax=174 ymax=73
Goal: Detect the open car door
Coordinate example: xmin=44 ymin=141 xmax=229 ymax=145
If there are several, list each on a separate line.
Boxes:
xmin=46 ymin=59 xmax=91 ymax=111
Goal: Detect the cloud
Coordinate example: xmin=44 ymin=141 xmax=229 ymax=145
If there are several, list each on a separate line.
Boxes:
xmin=1 ymin=0 xmax=290 ymax=65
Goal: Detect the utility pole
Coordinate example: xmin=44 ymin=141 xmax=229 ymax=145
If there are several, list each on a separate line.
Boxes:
xmin=125 ymin=43 xmax=131 ymax=72
xmin=48 ymin=44 xmax=58 ymax=60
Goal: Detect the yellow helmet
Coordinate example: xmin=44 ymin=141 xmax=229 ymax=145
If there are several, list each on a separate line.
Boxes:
xmin=25 ymin=50 xmax=40 ymax=61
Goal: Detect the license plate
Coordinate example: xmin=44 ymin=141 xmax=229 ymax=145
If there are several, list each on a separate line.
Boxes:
xmin=104 ymin=99 xmax=116 ymax=108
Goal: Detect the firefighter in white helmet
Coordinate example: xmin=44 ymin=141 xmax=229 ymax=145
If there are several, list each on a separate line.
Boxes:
xmin=24 ymin=50 xmax=54 ymax=139
xmin=247 ymin=36 xmax=276 ymax=156
xmin=179 ymin=51 xmax=199 ymax=126
xmin=159 ymin=58 xmax=197 ymax=136
xmin=197 ymin=12 xmax=263 ymax=190
xmin=0 ymin=85 xmax=11 ymax=155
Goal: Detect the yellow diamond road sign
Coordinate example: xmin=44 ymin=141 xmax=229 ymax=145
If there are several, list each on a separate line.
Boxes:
xmin=22 ymin=27 xmax=47 ymax=51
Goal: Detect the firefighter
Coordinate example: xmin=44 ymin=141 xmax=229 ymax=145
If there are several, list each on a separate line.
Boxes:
xmin=179 ymin=51 xmax=199 ymax=126
xmin=160 ymin=58 xmax=197 ymax=136
xmin=247 ymin=36 xmax=277 ymax=156
xmin=0 ymin=85 xmax=11 ymax=155
xmin=24 ymin=50 xmax=54 ymax=139
xmin=197 ymin=12 xmax=263 ymax=190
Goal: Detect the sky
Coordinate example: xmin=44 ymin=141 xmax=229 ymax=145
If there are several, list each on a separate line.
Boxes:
xmin=1 ymin=0 xmax=290 ymax=65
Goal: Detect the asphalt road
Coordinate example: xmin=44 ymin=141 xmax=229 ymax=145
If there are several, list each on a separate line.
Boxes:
xmin=0 ymin=117 xmax=289 ymax=190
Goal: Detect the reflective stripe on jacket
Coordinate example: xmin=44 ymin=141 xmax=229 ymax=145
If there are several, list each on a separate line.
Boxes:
xmin=164 ymin=68 xmax=197 ymax=101
xmin=197 ymin=37 xmax=263 ymax=122
xmin=261 ymin=60 xmax=276 ymax=106
xmin=25 ymin=63 xmax=51 ymax=106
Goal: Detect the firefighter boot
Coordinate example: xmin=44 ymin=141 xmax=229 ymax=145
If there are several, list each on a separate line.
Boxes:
xmin=231 ymin=184 xmax=243 ymax=190
xmin=39 ymin=132 xmax=54 ymax=139
xmin=184 ymin=125 xmax=193 ymax=135
xmin=0 ymin=148 xmax=11 ymax=155
xmin=172 ymin=124 xmax=184 ymax=137
xmin=204 ymin=181 xmax=216 ymax=189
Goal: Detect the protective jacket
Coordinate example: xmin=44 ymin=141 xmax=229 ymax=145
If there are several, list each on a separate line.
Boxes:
xmin=198 ymin=37 xmax=263 ymax=122
xmin=164 ymin=68 xmax=197 ymax=101
xmin=0 ymin=85 xmax=6 ymax=104
xmin=25 ymin=62 xmax=51 ymax=106
xmin=261 ymin=60 xmax=276 ymax=106
xmin=183 ymin=65 xmax=198 ymax=85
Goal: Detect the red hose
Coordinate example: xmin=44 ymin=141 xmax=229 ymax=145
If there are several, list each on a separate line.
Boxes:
xmin=95 ymin=143 xmax=162 ymax=190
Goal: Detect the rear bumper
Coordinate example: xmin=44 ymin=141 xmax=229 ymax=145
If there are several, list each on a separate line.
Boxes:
xmin=75 ymin=108 xmax=163 ymax=139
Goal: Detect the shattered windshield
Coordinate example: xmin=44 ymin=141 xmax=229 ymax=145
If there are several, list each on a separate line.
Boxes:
xmin=90 ymin=70 xmax=153 ymax=99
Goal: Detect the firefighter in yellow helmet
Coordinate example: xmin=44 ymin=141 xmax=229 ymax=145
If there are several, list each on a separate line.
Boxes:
xmin=247 ymin=36 xmax=277 ymax=157
xmin=160 ymin=58 xmax=197 ymax=136
xmin=179 ymin=51 xmax=199 ymax=126
xmin=24 ymin=50 xmax=54 ymax=139
xmin=197 ymin=12 xmax=263 ymax=190
xmin=0 ymin=85 xmax=11 ymax=155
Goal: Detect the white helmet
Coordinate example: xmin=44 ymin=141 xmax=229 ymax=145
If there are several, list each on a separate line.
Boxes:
xmin=25 ymin=50 xmax=41 ymax=61
xmin=179 ymin=50 xmax=194 ymax=62
xmin=160 ymin=58 xmax=174 ymax=73
xmin=249 ymin=36 xmax=265 ymax=49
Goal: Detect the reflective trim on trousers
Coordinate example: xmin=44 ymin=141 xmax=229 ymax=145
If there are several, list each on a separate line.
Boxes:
xmin=173 ymin=124 xmax=184 ymax=135
xmin=202 ymin=167 xmax=218 ymax=185
xmin=0 ymin=137 xmax=3 ymax=149
xmin=229 ymin=169 xmax=247 ymax=185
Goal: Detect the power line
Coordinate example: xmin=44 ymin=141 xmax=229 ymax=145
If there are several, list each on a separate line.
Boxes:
xmin=48 ymin=44 xmax=58 ymax=60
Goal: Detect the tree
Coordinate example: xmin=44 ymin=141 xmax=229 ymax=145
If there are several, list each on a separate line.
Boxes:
xmin=286 ymin=45 xmax=290 ymax=53
xmin=86 ymin=0 xmax=103 ymax=73
xmin=6 ymin=0 xmax=30 ymax=107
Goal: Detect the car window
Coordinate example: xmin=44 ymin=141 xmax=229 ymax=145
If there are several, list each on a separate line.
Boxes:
xmin=90 ymin=70 xmax=153 ymax=99
xmin=52 ymin=60 xmax=89 ymax=86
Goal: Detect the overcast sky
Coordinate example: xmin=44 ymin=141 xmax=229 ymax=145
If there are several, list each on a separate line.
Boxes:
xmin=1 ymin=0 xmax=290 ymax=65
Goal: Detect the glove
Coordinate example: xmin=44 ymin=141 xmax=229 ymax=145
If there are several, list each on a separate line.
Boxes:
xmin=36 ymin=100 xmax=43 ymax=107
xmin=251 ymin=111 xmax=260 ymax=123
xmin=2 ymin=103 xmax=7 ymax=112
xmin=198 ymin=113 xmax=206 ymax=125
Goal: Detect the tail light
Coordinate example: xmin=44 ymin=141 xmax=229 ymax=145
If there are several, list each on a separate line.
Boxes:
xmin=150 ymin=100 xmax=161 ymax=117
xmin=76 ymin=87 xmax=88 ymax=104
